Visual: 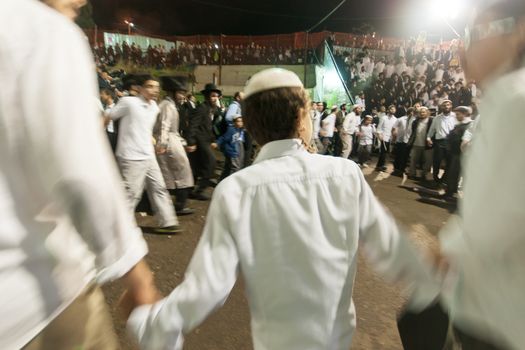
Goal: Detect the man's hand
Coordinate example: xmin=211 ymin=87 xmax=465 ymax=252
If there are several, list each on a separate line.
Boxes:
xmin=185 ymin=145 xmax=197 ymax=153
xmin=211 ymin=142 xmax=218 ymax=150
xmin=427 ymin=139 xmax=433 ymax=147
xmin=118 ymin=260 xmax=161 ymax=319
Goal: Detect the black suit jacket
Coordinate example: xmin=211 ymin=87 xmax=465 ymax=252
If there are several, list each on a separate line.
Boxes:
xmin=186 ymin=101 xmax=218 ymax=146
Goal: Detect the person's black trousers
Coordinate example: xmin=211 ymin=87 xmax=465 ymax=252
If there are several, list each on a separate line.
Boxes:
xmin=393 ymin=142 xmax=409 ymax=173
xmin=376 ymin=141 xmax=390 ymax=168
xmin=432 ymin=139 xmax=450 ymax=182
xmin=188 ymin=138 xmax=216 ymax=193
xmin=446 ymin=153 xmax=462 ymax=196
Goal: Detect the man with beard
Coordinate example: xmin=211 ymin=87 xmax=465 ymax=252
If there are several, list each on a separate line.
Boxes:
xmin=426 ymin=100 xmax=456 ymax=185
xmin=341 ymin=104 xmax=362 ymax=159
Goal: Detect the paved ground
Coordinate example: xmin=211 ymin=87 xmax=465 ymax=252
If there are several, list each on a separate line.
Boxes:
xmin=103 ymin=160 xmax=453 ymax=350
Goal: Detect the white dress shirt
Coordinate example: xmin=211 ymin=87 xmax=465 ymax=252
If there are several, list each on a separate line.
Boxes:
xmin=128 ymin=139 xmax=440 ymax=350
xmin=0 ymin=1 xmax=148 ymax=348
xmin=359 ymin=124 xmax=376 ymax=145
xmin=377 ymin=114 xmax=397 ymax=142
xmin=393 ymin=115 xmax=411 ymax=144
xmin=341 ymin=112 xmax=361 ymax=135
xmin=439 ymin=67 xmax=525 ymax=349
xmin=105 ymin=102 xmax=116 ymax=133
xmin=413 ymin=118 xmax=430 ymax=147
xmin=426 ymin=113 xmax=457 ymax=141
xmin=321 ymin=113 xmax=336 ymax=138
xmin=311 ymin=110 xmax=321 ymax=140
xmin=109 ymin=96 xmax=160 ymax=160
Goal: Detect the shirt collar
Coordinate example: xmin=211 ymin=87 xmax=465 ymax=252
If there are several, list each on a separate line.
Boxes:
xmin=253 ymin=139 xmax=307 ymax=164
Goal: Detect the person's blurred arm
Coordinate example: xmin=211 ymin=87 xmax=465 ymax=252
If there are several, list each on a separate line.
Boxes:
xmin=7 ymin=15 xmax=155 ymax=294
xmin=427 ymin=118 xmax=437 ymax=146
xmin=355 ymin=170 xmax=442 ymax=310
xmin=107 ymin=97 xmax=130 ymax=121
xmin=127 ymin=191 xmax=239 ymax=349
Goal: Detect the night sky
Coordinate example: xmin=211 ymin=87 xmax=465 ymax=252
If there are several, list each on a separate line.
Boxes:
xmin=90 ymin=0 xmax=469 ymax=40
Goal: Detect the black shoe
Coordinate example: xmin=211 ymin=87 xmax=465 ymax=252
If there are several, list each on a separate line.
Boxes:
xmin=176 ymin=207 xmax=195 ymax=216
xmin=152 ymin=225 xmax=183 ymax=234
xmin=189 ymin=192 xmax=211 ymax=201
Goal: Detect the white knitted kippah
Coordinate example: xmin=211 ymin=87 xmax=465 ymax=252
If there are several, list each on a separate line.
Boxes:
xmin=244 ymin=68 xmax=304 ymax=99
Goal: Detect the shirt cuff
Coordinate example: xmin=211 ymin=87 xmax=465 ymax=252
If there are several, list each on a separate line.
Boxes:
xmin=95 ymin=227 xmax=149 ymax=284
xmin=127 ymin=303 xmax=156 ymax=344
xmin=127 ymin=297 xmax=184 ymax=350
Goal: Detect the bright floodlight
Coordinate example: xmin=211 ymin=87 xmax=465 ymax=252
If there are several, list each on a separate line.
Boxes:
xmin=214 ymin=44 xmax=219 ymax=49
xmin=429 ymin=0 xmax=463 ymax=20
xmin=324 ymin=69 xmax=340 ymax=90
xmin=130 ymin=23 xmax=135 ymax=27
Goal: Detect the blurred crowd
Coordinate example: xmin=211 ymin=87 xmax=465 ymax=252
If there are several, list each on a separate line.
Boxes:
xmin=93 ymin=41 xmax=316 ymax=68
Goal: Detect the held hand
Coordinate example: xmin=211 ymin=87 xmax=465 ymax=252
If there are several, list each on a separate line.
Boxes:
xmin=185 ymin=145 xmax=197 ymax=153
xmin=118 ymin=261 xmax=162 ymax=319
xmin=427 ymin=139 xmax=433 ymax=147
xmin=118 ymin=285 xmax=162 ymax=320
xmin=211 ymin=142 xmax=218 ymax=150
xmin=430 ymin=248 xmax=450 ymax=278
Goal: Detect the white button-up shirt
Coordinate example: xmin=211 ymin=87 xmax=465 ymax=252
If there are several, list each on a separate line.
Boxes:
xmin=128 ymin=139 xmax=440 ymax=350
xmin=377 ymin=114 xmax=397 ymax=142
xmin=393 ymin=115 xmax=414 ymax=144
xmin=427 ymin=112 xmax=457 ymax=141
xmin=358 ymin=124 xmax=376 ymax=145
xmin=321 ymin=113 xmax=336 ymax=138
xmin=109 ymin=96 xmax=160 ymax=160
xmin=311 ymin=110 xmax=321 ymax=140
xmin=439 ymin=67 xmax=525 ymax=349
xmin=341 ymin=112 xmax=361 ymax=135
xmin=0 ymin=2 xmax=148 ymax=348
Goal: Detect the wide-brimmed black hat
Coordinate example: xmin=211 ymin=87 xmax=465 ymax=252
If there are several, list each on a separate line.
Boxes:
xmin=201 ymin=83 xmax=222 ymax=96
xmin=161 ymin=76 xmax=188 ymax=92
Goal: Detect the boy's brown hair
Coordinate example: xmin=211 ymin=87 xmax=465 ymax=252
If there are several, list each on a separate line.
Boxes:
xmin=243 ymin=87 xmax=309 ymax=146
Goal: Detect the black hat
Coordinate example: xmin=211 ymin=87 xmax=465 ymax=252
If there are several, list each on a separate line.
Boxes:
xmin=161 ymin=76 xmax=188 ymax=92
xmin=201 ymin=83 xmax=222 ymax=96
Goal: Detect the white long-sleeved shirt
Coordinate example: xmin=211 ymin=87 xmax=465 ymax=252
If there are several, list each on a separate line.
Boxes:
xmin=105 ymin=102 xmax=116 ymax=133
xmin=393 ymin=115 xmax=414 ymax=144
xmin=109 ymin=96 xmax=160 ymax=160
xmin=225 ymin=100 xmax=242 ymax=123
xmin=358 ymin=124 xmax=376 ymax=145
xmin=426 ymin=113 xmax=457 ymax=141
xmin=439 ymin=67 xmax=525 ymax=350
xmin=311 ymin=110 xmax=321 ymax=140
xmin=377 ymin=114 xmax=397 ymax=142
xmin=128 ymin=139 xmax=441 ymax=350
xmin=341 ymin=112 xmax=361 ymax=135
xmin=0 ymin=2 xmax=148 ymax=348
xmin=321 ymin=113 xmax=336 ymax=138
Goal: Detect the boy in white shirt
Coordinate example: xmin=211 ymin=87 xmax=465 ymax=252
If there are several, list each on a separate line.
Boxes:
xmin=357 ymin=115 xmax=376 ymax=167
xmin=126 ymin=68 xmax=441 ymax=350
